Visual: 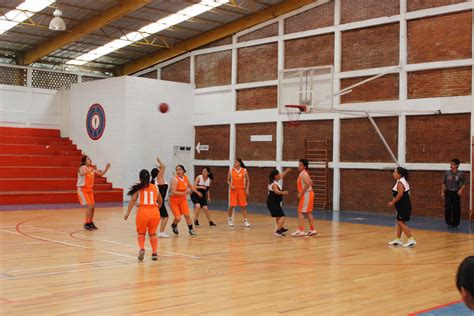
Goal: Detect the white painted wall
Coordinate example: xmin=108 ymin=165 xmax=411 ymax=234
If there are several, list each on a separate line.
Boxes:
xmin=63 ymin=76 xmax=195 ymax=199
xmin=0 ymin=84 xmax=60 ymax=129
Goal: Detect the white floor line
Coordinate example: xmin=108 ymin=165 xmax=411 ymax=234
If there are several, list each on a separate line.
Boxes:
xmin=24 ymin=225 xmax=200 ymax=259
xmin=0 ymin=228 xmax=137 ymax=259
xmin=5 ymin=259 xmax=131 ymax=273
xmin=0 ymin=262 xmax=140 ymax=281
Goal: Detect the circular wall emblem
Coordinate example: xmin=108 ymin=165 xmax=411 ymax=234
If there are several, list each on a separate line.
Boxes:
xmin=86 ymin=103 xmax=106 ymax=140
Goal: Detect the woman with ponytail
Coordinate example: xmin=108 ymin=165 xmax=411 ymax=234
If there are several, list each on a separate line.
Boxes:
xmin=124 ymin=169 xmax=163 ymax=261
xmin=192 ymin=167 xmax=216 ymax=227
xmin=387 ymin=167 xmax=416 ymax=248
xmin=77 ymin=155 xmax=110 ymax=230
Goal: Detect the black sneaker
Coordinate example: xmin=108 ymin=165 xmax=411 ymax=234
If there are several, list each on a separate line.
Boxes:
xmin=189 ymin=229 xmax=196 ymax=236
xmin=171 ymin=223 xmax=179 ymax=235
xmin=138 ymin=249 xmax=145 ymax=262
xmin=194 ymin=220 xmax=200 ymax=226
xmin=281 ymin=227 xmax=289 ymax=233
xmin=453 ymin=226 xmax=459 ymax=231
xmin=209 ymin=221 xmax=216 ymax=227
xmin=151 ymin=253 xmax=158 ymax=261
xmin=90 ymin=222 xmax=98 ymax=230
xmin=83 ymin=223 xmax=93 ymax=230
xmin=447 ymin=225 xmax=452 ymax=229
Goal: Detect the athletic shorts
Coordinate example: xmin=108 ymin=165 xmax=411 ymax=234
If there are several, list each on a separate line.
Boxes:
xmin=169 ymin=198 xmax=190 ymax=218
xmin=298 ymin=191 xmax=314 ymax=213
xmin=77 ymin=188 xmax=94 ymax=206
xmin=136 ymin=206 xmax=161 ymax=234
xmin=230 ymin=188 xmax=247 ymax=207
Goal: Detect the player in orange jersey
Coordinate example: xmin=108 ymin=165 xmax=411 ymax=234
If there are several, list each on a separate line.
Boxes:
xmin=227 ymin=158 xmax=251 ymax=227
xmin=291 ymin=159 xmax=317 ymax=237
xmin=169 ymin=165 xmax=202 ymax=236
xmin=124 ymin=169 xmax=163 ymax=261
xmin=77 ymin=155 xmax=110 ymax=230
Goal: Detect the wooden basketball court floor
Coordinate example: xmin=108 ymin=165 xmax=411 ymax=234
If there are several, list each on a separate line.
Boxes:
xmin=1 ymin=205 xmax=472 ymax=315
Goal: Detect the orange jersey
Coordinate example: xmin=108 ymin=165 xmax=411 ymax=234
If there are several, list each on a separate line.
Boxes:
xmin=137 ymin=184 xmax=159 ymax=208
xmin=231 ymin=167 xmax=246 ymax=189
xmin=170 ymin=175 xmax=189 ymax=200
xmin=297 ymin=170 xmax=312 ymax=193
xmin=77 ymin=166 xmax=94 ymax=189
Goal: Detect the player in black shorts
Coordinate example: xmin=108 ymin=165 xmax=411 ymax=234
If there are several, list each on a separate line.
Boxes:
xmin=387 ymin=167 xmax=416 ymax=247
xmin=151 ymin=156 xmax=170 ymax=238
xmin=266 ymin=168 xmax=291 ymax=236
xmin=192 ymin=167 xmax=216 ymax=227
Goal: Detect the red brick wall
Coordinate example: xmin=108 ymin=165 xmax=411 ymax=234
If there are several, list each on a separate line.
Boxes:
xmin=341 ymin=0 xmax=400 ymax=24
xmin=406 ymin=114 xmax=471 ymax=163
xmin=195 ymin=51 xmax=231 ymax=88
xmin=340 ymin=169 xmax=393 ymax=212
xmin=236 ymin=86 xmax=277 ymax=111
xmin=282 ymin=120 xmax=333 ymax=161
xmin=342 ymin=23 xmax=399 ymax=71
xmin=284 ymin=2 xmax=334 ymax=34
xmin=341 ymin=74 xmax=399 ymax=103
xmin=238 ymin=23 xmax=279 ymax=42
xmin=236 ymin=123 xmax=276 ymax=161
xmin=139 ymin=70 xmax=157 ymax=79
xmin=407 ymin=67 xmax=472 ymax=98
xmin=161 ymin=57 xmax=190 ymax=83
xmin=237 ymin=43 xmax=278 ymax=83
xmin=408 ymin=0 xmax=468 ymax=12
xmin=284 ymin=34 xmax=334 ymax=69
xmin=194 ymin=166 xmax=229 ymax=202
xmin=340 ymin=117 xmax=398 ymax=162
xmin=410 ymin=171 xmax=470 ymax=219
xmin=195 ymin=125 xmax=230 ymax=160
xmin=407 ymin=11 xmax=472 ymax=64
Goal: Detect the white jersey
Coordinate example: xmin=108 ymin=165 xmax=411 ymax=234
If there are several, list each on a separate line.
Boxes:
xmin=392 ymin=177 xmax=410 ymax=192
xmin=197 ymin=175 xmax=211 ymax=187
xmin=268 ymin=180 xmax=282 ymax=192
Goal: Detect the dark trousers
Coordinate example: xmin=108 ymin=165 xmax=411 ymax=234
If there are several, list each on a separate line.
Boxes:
xmin=445 ymin=190 xmax=461 ymax=227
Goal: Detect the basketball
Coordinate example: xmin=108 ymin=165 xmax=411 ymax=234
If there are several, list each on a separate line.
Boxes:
xmin=158 ymin=102 xmax=169 ymax=113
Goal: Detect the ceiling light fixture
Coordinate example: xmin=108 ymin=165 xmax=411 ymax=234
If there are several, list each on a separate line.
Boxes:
xmin=49 ymin=8 xmax=66 ymax=31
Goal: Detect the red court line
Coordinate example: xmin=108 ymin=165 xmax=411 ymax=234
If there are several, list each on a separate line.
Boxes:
xmin=408 ymin=300 xmax=463 ymax=315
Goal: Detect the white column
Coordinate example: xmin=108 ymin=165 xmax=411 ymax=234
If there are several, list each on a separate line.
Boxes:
xmin=398 ymin=114 xmax=407 ymax=166
xmin=332 ymin=0 xmax=342 ymax=212
xmin=231 ymin=40 xmax=238 ymax=112
xmin=332 ymin=116 xmax=341 ymax=211
xmin=334 ymin=0 xmax=342 ymax=107
xmin=399 ymin=0 xmax=408 ymax=101
xmin=26 ymin=67 xmax=32 ymax=88
xmin=276 ymin=121 xmax=283 ymax=166
xmin=189 ymin=55 xmax=195 ymax=84
xmin=229 ymin=123 xmax=236 ymax=165
xmin=157 ymin=68 xmax=162 ymax=80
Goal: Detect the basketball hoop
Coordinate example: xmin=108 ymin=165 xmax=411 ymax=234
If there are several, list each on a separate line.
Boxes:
xmin=285 ymin=105 xmax=307 ymax=127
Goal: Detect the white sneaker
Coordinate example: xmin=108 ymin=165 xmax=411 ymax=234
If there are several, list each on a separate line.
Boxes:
xmin=388 ymin=238 xmax=402 ymax=246
xmin=403 ymin=238 xmax=417 ymax=248
xmin=243 ymin=219 xmax=251 ymax=227
xmin=306 ymin=230 xmax=317 ymax=236
xmin=228 ymin=218 xmax=234 ymax=227
xmin=158 ymin=232 xmax=170 ymax=238
xmin=291 ymin=230 xmax=305 ymax=237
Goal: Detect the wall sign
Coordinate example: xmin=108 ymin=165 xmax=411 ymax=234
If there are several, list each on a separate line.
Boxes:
xmin=250 ymin=135 xmax=272 ymax=142
xmin=86 ymin=103 xmax=106 ymax=140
